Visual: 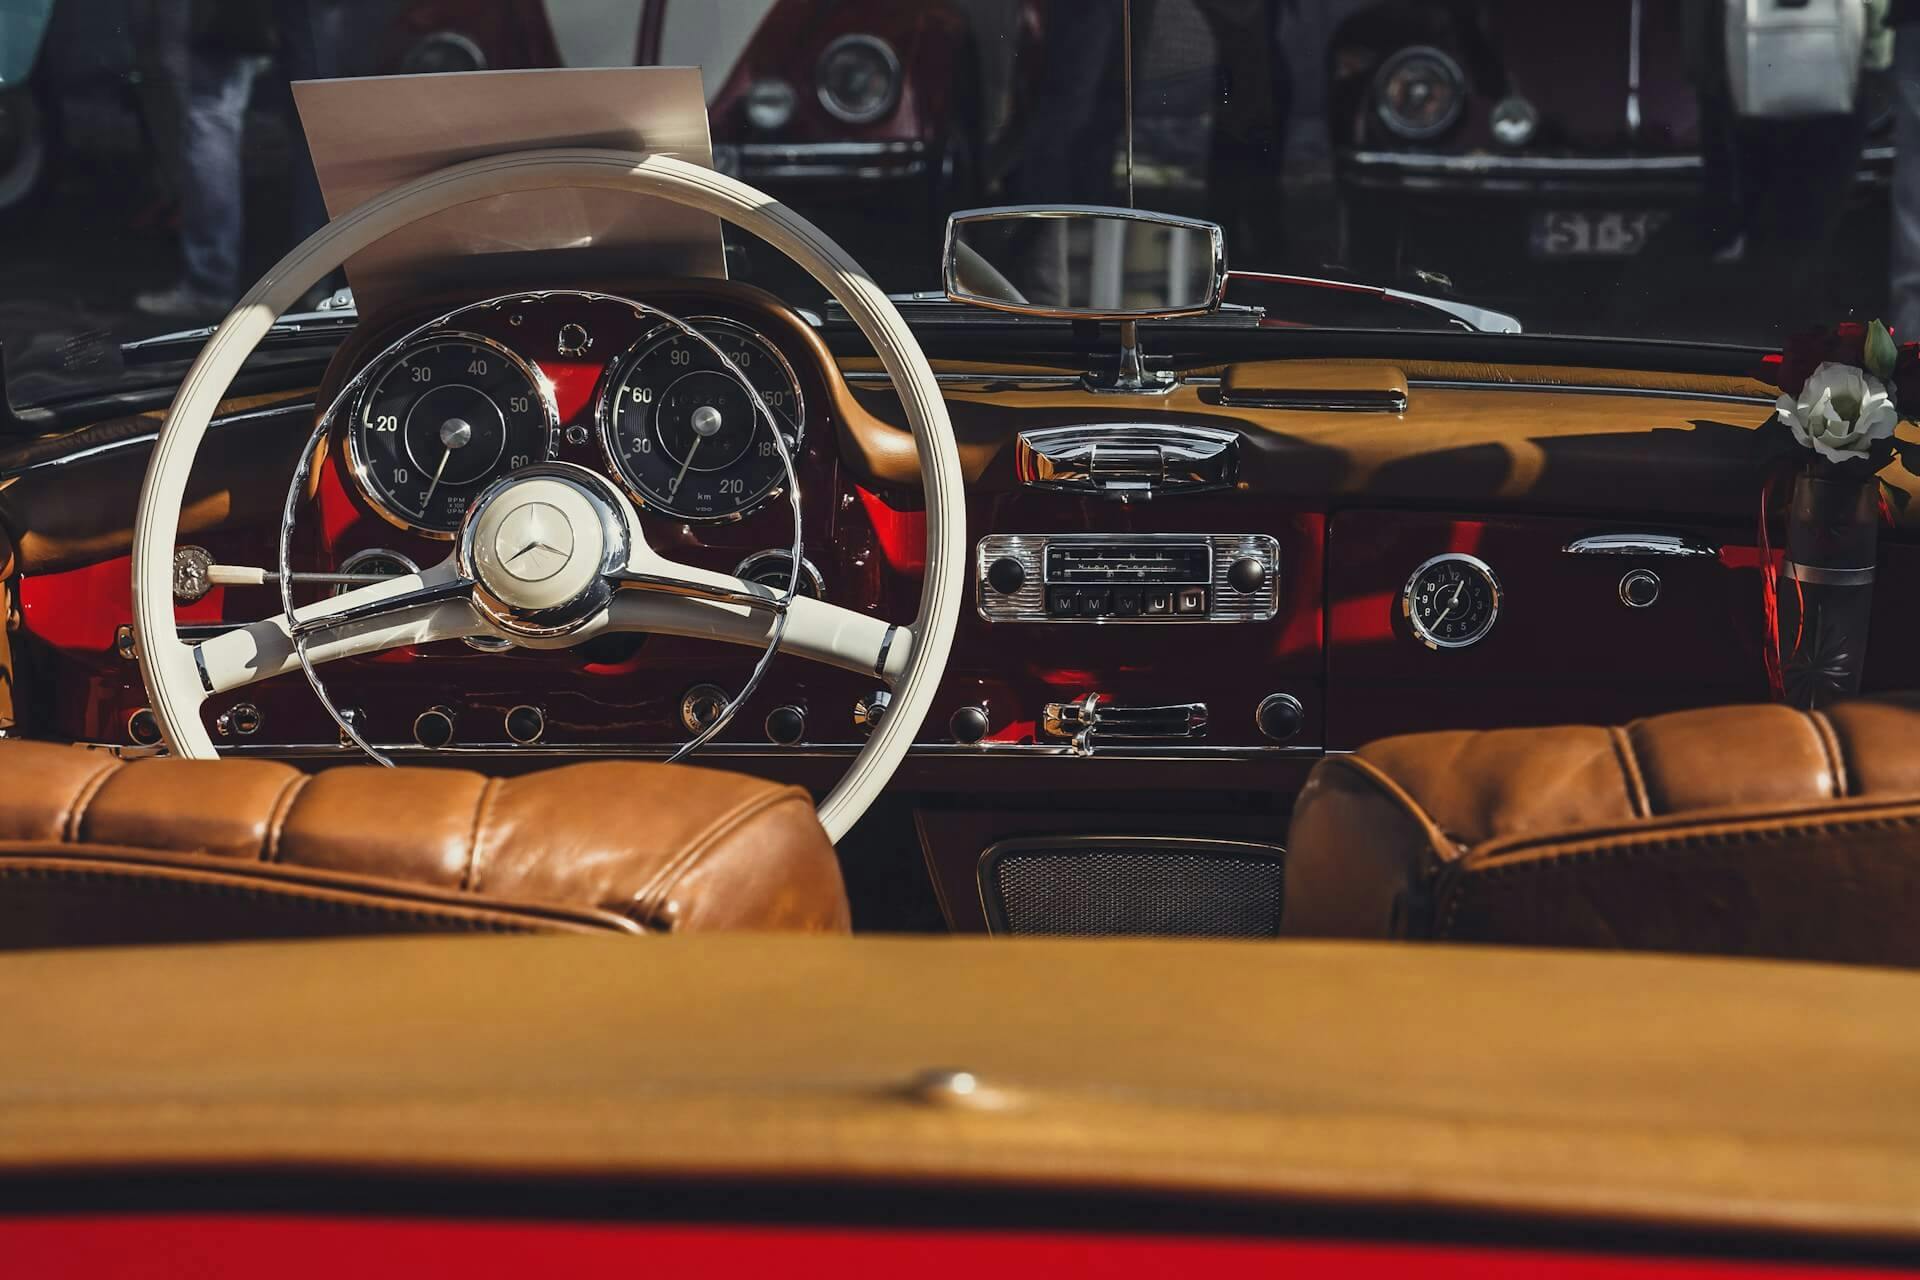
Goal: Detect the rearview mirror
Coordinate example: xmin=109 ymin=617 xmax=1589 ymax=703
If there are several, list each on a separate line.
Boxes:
xmin=943 ymin=206 xmax=1226 ymax=320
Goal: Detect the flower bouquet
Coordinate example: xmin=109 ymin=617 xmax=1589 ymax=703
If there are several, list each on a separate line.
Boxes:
xmin=1757 ymin=320 xmax=1917 ymax=706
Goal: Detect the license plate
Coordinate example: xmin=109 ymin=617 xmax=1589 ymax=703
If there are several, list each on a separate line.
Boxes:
xmin=1529 ymin=209 xmax=1668 ymax=258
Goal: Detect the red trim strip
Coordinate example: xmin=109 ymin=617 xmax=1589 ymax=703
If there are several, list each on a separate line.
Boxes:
xmin=0 ymin=1218 xmax=1908 ymax=1280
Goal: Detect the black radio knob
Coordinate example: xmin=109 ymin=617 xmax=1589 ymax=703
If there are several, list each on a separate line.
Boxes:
xmin=1228 ymin=556 xmax=1267 ymax=594
xmin=986 ymin=557 xmax=1027 ymax=595
xmin=1256 ymin=693 xmax=1305 ymax=742
xmin=766 ymin=705 xmax=807 ymax=745
xmin=949 ymin=704 xmax=990 ymax=744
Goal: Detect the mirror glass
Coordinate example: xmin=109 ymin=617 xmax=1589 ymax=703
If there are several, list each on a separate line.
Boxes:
xmin=944 ymin=207 xmax=1224 ymax=319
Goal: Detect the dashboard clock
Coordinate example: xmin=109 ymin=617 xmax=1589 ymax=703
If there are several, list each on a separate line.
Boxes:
xmin=1403 ymin=553 xmax=1501 ymax=649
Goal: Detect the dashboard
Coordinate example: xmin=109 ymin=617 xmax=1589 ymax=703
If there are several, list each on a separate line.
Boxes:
xmin=17 ymin=277 xmax=1920 ymax=927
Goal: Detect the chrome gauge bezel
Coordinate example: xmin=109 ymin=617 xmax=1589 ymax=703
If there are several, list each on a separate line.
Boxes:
xmin=593 ymin=314 xmax=806 ymax=523
xmin=338 ymin=325 xmax=560 ymax=540
xmin=1402 ymin=552 xmax=1501 ymax=650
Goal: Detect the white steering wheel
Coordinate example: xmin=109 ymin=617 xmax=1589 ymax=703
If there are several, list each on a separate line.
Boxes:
xmin=131 ymin=149 xmax=965 ymax=842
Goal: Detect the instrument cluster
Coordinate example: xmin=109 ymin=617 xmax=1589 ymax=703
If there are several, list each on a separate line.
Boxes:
xmin=335 ymin=291 xmax=807 ymax=537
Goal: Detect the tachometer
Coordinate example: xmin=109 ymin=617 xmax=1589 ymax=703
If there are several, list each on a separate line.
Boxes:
xmin=597 ymin=318 xmax=803 ymax=521
xmin=348 ymin=333 xmax=555 ymax=535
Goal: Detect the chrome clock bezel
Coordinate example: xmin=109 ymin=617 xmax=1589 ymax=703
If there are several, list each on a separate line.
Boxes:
xmin=338 ymin=325 xmax=560 ymax=540
xmin=1402 ymin=552 xmax=1501 ymax=650
xmin=593 ymin=314 xmax=806 ymax=523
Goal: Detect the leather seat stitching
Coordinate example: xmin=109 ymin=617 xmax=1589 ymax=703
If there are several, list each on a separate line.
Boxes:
xmin=1809 ymin=710 xmax=1849 ymax=797
xmin=1436 ymin=810 xmax=1920 ymax=938
xmin=263 ymin=772 xmax=313 ymax=863
xmin=61 ymin=756 xmax=124 ymax=843
xmin=464 ymin=777 xmax=499 ymax=894
xmin=1336 ymin=754 xmax=1469 ymax=858
xmin=627 ymin=785 xmax=812 ymax=925
xmin=1607 ymin=726 xmax=1651 ymax=818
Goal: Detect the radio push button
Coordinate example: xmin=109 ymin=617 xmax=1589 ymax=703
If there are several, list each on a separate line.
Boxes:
xmin=1176 ymin=587 xmax=1208 ymax=615
xmin=1048 ymin=587 xmax=1079 ymax=617
xmin=1144 ymin=589 xmax=1173 ymax=615
xmin=1111 ymin=587 xmax=1142 ymax=617
xmin=1079 ymin=588 xmax=1111 ymax=617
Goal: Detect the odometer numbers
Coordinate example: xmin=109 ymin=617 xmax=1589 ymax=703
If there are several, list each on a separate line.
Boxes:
xmin=598 ymin=318 xmax=803 ymax=521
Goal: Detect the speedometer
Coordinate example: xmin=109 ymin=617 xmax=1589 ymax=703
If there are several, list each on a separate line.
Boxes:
xmin=596 ymin=317 xmax=803 ymax=521
xmin=348 ymin=333 xmax=555 ymax=536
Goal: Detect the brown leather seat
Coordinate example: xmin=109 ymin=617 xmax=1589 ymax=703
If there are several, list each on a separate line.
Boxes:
xmin=0 ymin=741 xmax=849 ymax=948
xmin=1283 ymin=694 xmax=1920 ymax=967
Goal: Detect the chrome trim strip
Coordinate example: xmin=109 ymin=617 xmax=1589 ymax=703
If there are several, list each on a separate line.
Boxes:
xmin=0 ymin=401 xmax=315 ymax=481
xmin=1783 ymin=561 xmax=1876 ymax=586
xmin=1346 ymin=148 xmax=1704 ymax=175
xmin=1563 ymin=533 xmax=1718 ymax=558
xmin=1218 ymin=388 xmax=1408 ymax=413
xmin=1407 ymin=378 xmax=1775 ymax=406
xmin=873 ymin=624 xmax=899 ymax=679
xmin=192 ymin=645 xmax=213 ymax=694
xmin=172 ymin=741 xmax=1330 ymax=761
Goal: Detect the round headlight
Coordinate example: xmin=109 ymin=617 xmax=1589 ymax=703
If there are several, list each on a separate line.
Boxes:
xmin=1490 ymin=94 xmax=1538 ymax=147
xmin=816 ymin=34 xmax=900 ymax=124
xmin=746 ymin=78 xmax=797 ymax=131
xmin=1373 ymin=46 xmax=1465 ymax=141
xmin=401 ymin=31 xmax=486 ymax=76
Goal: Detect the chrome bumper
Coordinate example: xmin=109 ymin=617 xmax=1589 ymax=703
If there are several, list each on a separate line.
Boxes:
xmin=1341 ymin=143 xmax=1893 ymax=194
xmin=712 ymin=140 xmax=928 ymax=184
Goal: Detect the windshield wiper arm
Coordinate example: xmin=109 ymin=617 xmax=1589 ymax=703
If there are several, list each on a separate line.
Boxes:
xmin=119 ymin=307 xmax=360 ymax=364
xmin=1226 ymin=270 xmax=1523 ymax=335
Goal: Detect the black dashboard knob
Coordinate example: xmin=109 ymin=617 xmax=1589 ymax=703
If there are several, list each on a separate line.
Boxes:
xmin=1256 ymin=692 xmax=1305 ymax=742
xmin=986 ymin=556 xmax=1027 ymax=595
xmin=949 ymin=704 xmax=990 ymax=744
xmin=505 ymin=704 xmax=545 ymax=745
xmin=412 ymin=706 xmax=455 ymax=749
xmin=127 ymin=708 xmax=162 ymax=747
xmin=766 ymin=705 xmax=807 ymax=746
xmin=1227 ymin=556 xmax=1267 ymax=594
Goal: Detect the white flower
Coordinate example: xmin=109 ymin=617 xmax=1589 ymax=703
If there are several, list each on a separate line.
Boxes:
xmin=1777 ymin=361 xmax=1899 ymax=464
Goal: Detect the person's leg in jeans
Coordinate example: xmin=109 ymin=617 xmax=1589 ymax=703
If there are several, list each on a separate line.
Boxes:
xmin=136 ymin=47 xmax=258 ymax=317
xmin=1891 ymin=26 xmax=1920 ymax=336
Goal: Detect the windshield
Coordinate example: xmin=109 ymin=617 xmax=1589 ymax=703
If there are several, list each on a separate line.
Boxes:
xmin=0 ymin=0 xmax=1901 ymax=407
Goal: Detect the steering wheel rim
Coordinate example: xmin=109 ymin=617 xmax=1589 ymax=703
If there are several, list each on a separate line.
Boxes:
xmin=131 ymin=149 xmax=966 ymax=843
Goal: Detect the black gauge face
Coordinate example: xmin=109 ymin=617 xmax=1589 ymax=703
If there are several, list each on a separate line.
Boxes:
xmin=736 ymin=551 xmax=823 ymax=599
xmin=599 ymin=320 xmax=803 ymax=521
xmin=1404 ymin=554 xmax=1500 ymax=649
xmin=350 ymin=334 xmax=552 ymax=534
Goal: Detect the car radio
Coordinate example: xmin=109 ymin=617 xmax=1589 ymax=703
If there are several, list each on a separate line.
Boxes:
xmin=974 ymin=533 xmax=1279 ymax=623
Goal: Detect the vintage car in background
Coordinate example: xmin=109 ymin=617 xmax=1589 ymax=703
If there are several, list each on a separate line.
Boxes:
xmin=376 ymin=0 xmax=1033 ymax=251
xmin=1325 ymin=0 xmax=1895 ymax=294
xmin=0 ymin=0 xmax=1033 ymax=255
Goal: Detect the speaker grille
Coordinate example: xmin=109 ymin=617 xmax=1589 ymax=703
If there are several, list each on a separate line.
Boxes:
xmin=982 ymin=839 xmax=1285 ymax=939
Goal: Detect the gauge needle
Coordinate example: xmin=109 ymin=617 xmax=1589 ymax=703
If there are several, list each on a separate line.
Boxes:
xmin=418 ymin=447 xmax=451 ymax=516
xmin=420 ymin=417 xmax=471 ymax=516
xmin=1431 ymin=577 xmax=1467 ymax=628
xmin=669 ymin=435 xmax=702 ymax=498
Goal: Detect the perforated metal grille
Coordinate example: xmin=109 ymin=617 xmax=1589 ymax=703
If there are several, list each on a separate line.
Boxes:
xmin=985 ymin=845 xmax=1285 ymax=939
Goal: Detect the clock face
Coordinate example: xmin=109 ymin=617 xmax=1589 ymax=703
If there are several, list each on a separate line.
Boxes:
xmin=1404 ymin=554 xmax=1500 ymax=650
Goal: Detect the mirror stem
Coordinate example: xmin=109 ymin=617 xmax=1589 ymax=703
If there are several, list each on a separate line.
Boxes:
xmin=1122 ymin=0 xmax=1135 ymax=210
